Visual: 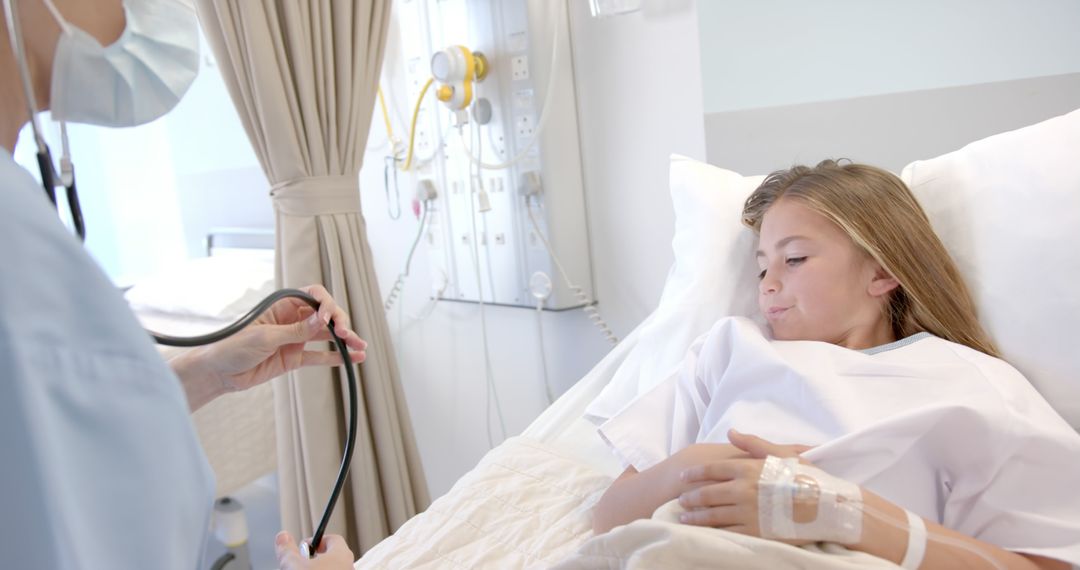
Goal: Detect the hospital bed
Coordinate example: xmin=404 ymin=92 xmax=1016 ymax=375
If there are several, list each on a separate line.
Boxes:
xmin=354 ymin=93 xmax=1080 ymax=569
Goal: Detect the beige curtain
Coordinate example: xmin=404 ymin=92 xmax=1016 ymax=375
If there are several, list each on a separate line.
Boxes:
xmin=195 ymin=0 xmax=429 ymax=553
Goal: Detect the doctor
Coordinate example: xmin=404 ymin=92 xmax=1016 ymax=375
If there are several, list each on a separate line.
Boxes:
xmin=1 ymin=0 xmax=362 ymax=568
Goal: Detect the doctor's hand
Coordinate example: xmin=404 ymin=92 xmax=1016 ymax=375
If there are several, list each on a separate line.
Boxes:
xmin=275 ymin=532 xmax=355 ymax=570
xmin=675 ymin=429 xmax=816 ymax=543
xmin=205 ymin=284 xmax=367 ymax=392
xmin=171 ymin=284 xmax=367 ymax=410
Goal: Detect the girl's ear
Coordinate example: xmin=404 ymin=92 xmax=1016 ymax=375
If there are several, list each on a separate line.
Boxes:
xmin=867 ymin=265 xmax=900 ymax=298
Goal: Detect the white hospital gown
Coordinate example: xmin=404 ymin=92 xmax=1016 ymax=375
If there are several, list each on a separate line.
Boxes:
xmin=0 ymin=149 xmax=214 ymax=568
xmin=599 ymin=316 xmax=1080 ymax=565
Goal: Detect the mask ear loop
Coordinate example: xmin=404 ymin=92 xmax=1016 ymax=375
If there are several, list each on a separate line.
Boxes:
xmin=2 ymin=0 xmax=49 ymax=156
xmin=2 ymin=0 xmax=85 ymax=240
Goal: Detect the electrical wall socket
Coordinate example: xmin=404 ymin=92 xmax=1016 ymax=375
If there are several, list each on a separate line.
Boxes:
xmin=511 ymin=55 xmax=529 ymax=81
xmin=516 ymin=115 xmax=535 ymax=138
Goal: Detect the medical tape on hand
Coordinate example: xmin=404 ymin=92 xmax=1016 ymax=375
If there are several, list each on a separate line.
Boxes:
xmin=758 ymin=455 xmax=863 ymax=544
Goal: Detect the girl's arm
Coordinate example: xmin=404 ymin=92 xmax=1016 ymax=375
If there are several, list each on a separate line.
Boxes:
xmin=677 ymin=431 xmax=1071 ymax=570
xmin=852 ymin=490 xmax=1070 ymax=570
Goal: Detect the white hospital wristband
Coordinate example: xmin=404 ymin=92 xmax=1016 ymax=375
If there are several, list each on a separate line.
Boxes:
xmin=900 ymin=509 xmax=927 ymax=570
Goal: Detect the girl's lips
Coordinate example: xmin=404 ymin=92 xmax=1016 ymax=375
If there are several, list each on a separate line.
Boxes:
xmin=766 ymin=306 xmax=789 ymax=319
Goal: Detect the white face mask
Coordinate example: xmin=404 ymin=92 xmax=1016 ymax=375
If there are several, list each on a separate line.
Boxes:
xmin=45 ymin=0 xmax=200 ymax=127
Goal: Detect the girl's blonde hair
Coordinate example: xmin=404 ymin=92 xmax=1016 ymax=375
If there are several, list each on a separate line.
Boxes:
xmin=741 ymin=159 xmax=999 ymax=357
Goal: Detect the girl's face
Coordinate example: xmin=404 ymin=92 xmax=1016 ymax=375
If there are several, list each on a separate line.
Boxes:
xmin=756 ymin=198 xmax=898 ymax=349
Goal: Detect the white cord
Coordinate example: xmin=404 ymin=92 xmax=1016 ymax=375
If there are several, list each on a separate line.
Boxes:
xmin=534 ymin=297 xmax=555 ymax=404
xmin=395 ymin=279 xmax=405 ymax=364
xmin=460 ymin=124 xmax=507 ymax=448
xmin=456 ymin=0 xmax=563 ymax=170
xmin=474 ymin=128 xmax=498 ymax=304
xmin=525 ymin=198 xmax=619 ymax=345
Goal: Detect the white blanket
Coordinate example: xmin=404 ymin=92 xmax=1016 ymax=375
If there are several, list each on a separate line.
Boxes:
xmin=355 ymin=437 xmax=903 ymax=569
xmin=553 ymin=500 xmax=899 ymax=569
xmin=354 ymin=437 xmax=610 ymax=569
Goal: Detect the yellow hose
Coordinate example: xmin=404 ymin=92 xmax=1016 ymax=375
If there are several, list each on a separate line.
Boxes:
xmin=401 ymin=77 xmax=435 ymax=171
xmin=377 ymin=86 xmax=396 ymax=144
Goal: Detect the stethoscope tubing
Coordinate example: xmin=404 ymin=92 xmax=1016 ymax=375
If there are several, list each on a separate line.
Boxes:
xmin=150 ymin=288 xmax=357 ymax=556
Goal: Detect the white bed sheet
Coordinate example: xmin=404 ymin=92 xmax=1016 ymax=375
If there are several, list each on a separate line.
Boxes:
xmin=518 ymin=320 xmax=647 ymax=478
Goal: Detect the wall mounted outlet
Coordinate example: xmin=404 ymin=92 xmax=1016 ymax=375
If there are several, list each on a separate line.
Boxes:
xmin=511 ymin=55 xmax=529 ymax=81
xmin=516 ymin=115 xmax=535 ymax=138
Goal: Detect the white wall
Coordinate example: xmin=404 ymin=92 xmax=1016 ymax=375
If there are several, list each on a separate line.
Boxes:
xmin=362 ymin=0 xmax=706 ymax=497
xmin=698 ymin=0 xmax=1080 ymax=113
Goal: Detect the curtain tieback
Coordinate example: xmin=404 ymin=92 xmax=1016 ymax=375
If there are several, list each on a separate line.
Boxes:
xmin=271 ymin=175 xmax=361 ymax=216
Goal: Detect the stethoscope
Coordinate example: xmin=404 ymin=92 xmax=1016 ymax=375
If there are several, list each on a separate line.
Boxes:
xmin=151 ymin=289 xmax=358 ymax=558
xmin=4 ymin=1 xmax=353 ymax=557
xmin=2 ymin=0 xmax=85 ymax=241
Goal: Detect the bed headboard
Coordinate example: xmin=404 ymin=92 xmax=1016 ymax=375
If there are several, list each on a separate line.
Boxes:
xmin=704 ymin=72 xmax=1080 ymax=174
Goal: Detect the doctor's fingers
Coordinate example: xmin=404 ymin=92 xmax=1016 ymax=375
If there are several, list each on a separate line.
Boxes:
xmin=275 ymin=531 xmax=305 ymax=568
xmin=259 ymin=313 xmax=365 ymax=352
xmin=311 ymin=534 xmax=355 ymax=561
xmin=309 ymin=324 xmax=368 ymax=352
xmin=275 ymin=532 xmax=354 ymax=569
xmin=298 ymin=348 xmax=367 ymax=368
xmin=298 ymin=284 xmax=353 ymax=331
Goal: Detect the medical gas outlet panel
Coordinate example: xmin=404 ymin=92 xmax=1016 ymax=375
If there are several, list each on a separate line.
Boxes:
xmin=392 ymin=0 xmax=593 ymax=310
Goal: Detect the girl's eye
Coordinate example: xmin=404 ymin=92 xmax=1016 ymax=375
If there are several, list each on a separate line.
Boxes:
xmin=758 ymin=269 xmax=766 ymax=280
xmin=786 ymin=256 xmax=807 ymax=266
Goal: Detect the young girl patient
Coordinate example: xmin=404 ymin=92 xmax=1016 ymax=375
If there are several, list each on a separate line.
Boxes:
xmin=592 ymin=160 xmax=1080 ymax=569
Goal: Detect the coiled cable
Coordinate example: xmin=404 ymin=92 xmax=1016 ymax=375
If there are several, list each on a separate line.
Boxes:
xmin=384 ymin=200 xmax=431 ymax=312
xmin=149 ymin=288 xmax=356 ymax=557
xmin=525 ymin=198 xmax=618 ymax=346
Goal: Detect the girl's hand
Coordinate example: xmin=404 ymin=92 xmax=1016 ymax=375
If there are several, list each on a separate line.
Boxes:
xmin=675 ymin=429 xmax=815 ymax=543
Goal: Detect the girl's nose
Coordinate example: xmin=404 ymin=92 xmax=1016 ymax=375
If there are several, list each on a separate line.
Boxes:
xmin=759 ymin=271 xmax=780 ymax=295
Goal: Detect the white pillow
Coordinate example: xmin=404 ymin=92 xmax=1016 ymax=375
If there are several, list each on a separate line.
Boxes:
xmin=902 ymin=108 xmax=1080 ymax=429
xmin=585 ymin=155 xmax=764 ymax=422
xmin=125 ymin=251 xmax=276 ymax=320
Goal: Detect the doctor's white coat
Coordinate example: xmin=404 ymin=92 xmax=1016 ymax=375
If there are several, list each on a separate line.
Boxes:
xmin=0 ymin=149 xmax=214 ymax=569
